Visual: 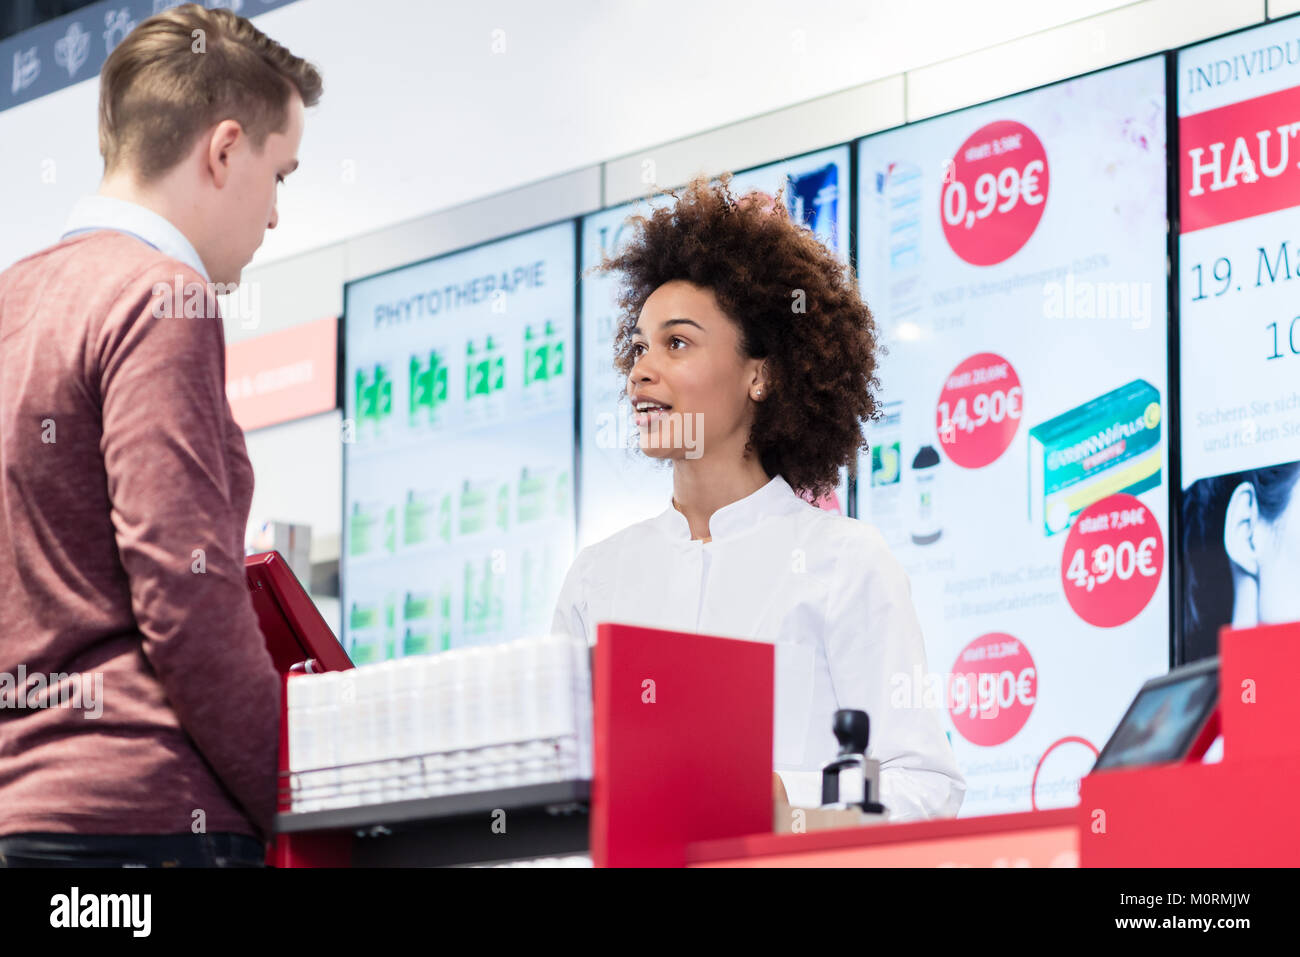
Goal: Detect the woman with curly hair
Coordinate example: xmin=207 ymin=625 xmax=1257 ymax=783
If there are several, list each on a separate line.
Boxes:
xmin=551 ymin=174 xmax=964 ymax=820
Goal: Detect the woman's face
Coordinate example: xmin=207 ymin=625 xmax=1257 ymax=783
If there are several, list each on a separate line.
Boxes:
xmin=1254 ymin=482 xmax=1300 ymax=624
xmin=625 ymin=280 xmax=764 ymax=461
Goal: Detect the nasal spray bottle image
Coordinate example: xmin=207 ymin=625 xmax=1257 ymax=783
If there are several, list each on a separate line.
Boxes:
xmin=821 ymin=709 xmax=886 ymax=815
xmin=911 ymin=444 xmax=942 ymax=545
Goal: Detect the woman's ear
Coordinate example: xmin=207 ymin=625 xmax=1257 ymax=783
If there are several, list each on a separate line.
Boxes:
xmin=750 ymin=361 xmax=769 ymax=401
xmin=1223 ymin=480 xmax=1262 ymax=577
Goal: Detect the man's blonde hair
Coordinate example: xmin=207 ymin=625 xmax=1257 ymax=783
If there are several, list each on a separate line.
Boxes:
xmin=98 ymin=3 xmax=322 ymax=181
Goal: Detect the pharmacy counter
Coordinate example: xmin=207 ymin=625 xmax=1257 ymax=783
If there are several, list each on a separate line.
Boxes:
xmin=273 ymin=781 xmax=589 ymax=867
xmin=272 ymin=620 xmax=1299 ymax=867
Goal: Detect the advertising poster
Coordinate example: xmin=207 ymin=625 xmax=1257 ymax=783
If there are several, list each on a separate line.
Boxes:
xmin=343 ymin=223 xmax=577 ymax=662
xmin=855 ymin=57 xmax=1170 ymax=817
xmin=1177 ymin=19 xmax=1300 ymax=663
xmin=578 ymin=146 xmax=852 ymax=550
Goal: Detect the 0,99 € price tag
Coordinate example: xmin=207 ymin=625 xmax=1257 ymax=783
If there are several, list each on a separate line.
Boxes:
xmin=936 ymin=352 xmax=1023 ymax=469
xmin=1060 ymin=493 xmax=1164 ymax=628
xmin=941 ymin=119 xmax=1049 ymax=267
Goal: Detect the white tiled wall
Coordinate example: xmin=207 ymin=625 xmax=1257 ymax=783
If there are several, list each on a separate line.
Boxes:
xmin=906 ymin=0 xmax=1265 ymax=121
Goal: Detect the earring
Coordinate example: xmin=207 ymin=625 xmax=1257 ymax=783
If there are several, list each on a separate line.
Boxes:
xmin=753 ymin=388 xmax=763 ymax=398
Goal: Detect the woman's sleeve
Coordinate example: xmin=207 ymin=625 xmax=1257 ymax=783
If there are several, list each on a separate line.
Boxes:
xmin=823 ymin=523 xmax=966 ymax=822
xmin=550 ymin=547 xmax=594 ymax=646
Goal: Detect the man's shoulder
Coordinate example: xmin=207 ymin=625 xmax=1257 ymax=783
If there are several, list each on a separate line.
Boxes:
xmin=2 ymin=232 xmax=204 ymax=298
xmin=1 ymin=233 xmax=221 ymax=361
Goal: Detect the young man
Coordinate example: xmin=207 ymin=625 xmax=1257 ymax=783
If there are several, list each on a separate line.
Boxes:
xmin=0 ymin=4 xmax=322 ymax=867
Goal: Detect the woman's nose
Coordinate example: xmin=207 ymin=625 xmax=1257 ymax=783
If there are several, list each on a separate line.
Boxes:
xmin=629 ymin=355 xmax=656 ymax=385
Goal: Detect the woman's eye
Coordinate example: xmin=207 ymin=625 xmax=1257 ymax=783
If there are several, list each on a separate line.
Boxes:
xmin=669 ymin=336 xmax=685 ymax=349
xmin=631 ymin=342 xmax=645 ymax=357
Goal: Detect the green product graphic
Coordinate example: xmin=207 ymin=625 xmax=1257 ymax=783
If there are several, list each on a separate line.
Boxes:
xmin=459 ymin=481 xmax=489 ymax=535
xmin=1028 ymin=379 xmax=1162 ymax=536
xmin=439 ymin=592 xmax=452 ymax=652
xmin=869 ymin=400 xmax=903 ymax=491
xmin=383 ymin=506 xmax=397 ymax=554
xmin=403 ymin=491 xmax=436 ymax=546
xmin=517 ymin=468 xmax=547 ymax=523
xmin=521 ymin=547 xmax=536 ymax=619
xmin=355 ymin=364 xmax=393 ymax=432
xmin=462 ymin=556 xmax=504 ymax=641
xmin=348 ymin=502 xmax=376 ymax=556
xmin=523 ymin=321 xmax=566 ymax=394
xmin=403 ymin=627 xmax=432 ymax=656
xmin=348 ymin=598 xmax=382 ymax=664
xmin=545 ymin=320 xmax=565 ymax=380
xmin=485 ymin=555 xmax=504 ymax=636
xmin=466 ymin=338 xmax=503 ymax=401
xmin=465 ymin=341 xmax=482 ymax=400
xmin=438 ymin=493 xmax=453 ymax=543
xmin=383 ymin=596 xmax=398 ymax=660
xmin=401 ymin=586 xmax=449 ymax=656
xmin=872 ymin=442 xmax=901 ymax=486
xmin=349 ymin=633 xmax=380 ymax=665
xmin=408 ymin=350 xmax=448 ymax=427
xmin=349 ymin=600 xmax=380 ymax=630
xmin=404 ymin=590 xmax=436 ymax=620
xmin=486 ymin=336 xmax=505 ymax=393
xmin=524 ymin=324 xmax=547 ymax=387
xmin=463 ymin=559 xmax=478 ymax=637
xmin=554 ymin=470 xmax=571 ymax=517
xmin=496 ymin=481 xmax=510 ymax=532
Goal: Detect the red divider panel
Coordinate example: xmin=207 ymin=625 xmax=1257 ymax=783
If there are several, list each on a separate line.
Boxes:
xmin=591 ymin=623 xmax=774 ymax=867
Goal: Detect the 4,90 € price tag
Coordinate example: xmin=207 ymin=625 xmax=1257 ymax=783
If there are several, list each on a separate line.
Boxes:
xmin=1060 ymin=493 xmax=1164 ymax=628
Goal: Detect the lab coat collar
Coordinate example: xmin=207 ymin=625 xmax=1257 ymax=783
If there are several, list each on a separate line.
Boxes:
xmin=655 ymin=473 xmax=803 ymax=542
xmin=62 ymin=194 xmax=210 ymax=281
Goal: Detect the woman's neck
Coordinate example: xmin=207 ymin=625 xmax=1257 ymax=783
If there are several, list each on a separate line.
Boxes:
xmin=670 ymin=455 xmax=771 ymax=541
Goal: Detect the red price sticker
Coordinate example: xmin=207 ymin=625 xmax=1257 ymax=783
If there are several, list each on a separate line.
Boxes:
xmin=941 ymin=120 xmax=1049 ymax=266
xmin=948 ymin=632 xmax=1037 ymax=747
xmin=936 ymin=352 xmax=1023 ymax=469
xmin=1060 ymin=493 xmax=1164 ymax=628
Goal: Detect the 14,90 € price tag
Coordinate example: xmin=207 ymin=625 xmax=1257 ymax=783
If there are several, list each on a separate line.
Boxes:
xmin=936 ymin=352 xmax=1023 ymax=469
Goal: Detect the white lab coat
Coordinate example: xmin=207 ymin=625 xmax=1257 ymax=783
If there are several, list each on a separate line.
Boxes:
xmin=551 ymin=474 xmax=966 ymax=820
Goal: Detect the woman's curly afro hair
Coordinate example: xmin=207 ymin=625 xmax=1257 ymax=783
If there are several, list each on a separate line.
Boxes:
xmin=595 ymin=172 xmax=883 ymax=500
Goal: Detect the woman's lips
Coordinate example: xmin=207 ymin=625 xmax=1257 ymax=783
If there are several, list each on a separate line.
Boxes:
xmin=633 ymin=404 xmax=672 ymax=427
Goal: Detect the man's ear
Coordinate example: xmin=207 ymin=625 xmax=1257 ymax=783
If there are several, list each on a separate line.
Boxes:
xmin=206 ymin=119 xmax=243 ymax=189
xmin=1223 ymin=480 xmax=1262 ymax=577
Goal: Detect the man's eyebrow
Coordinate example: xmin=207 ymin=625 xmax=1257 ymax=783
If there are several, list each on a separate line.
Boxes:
xmin=631 ymin=317 xmax=705 ymax=335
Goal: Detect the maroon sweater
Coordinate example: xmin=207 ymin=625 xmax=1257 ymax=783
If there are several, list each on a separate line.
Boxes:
xmin=0 ymin=231 xmax=279 ymax=839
